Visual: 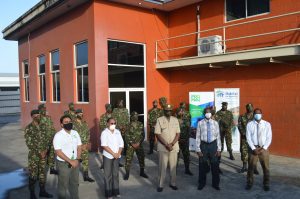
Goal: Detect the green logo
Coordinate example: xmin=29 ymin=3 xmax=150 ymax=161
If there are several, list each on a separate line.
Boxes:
xmin=191 ymin=95 xmax=200 ymax=102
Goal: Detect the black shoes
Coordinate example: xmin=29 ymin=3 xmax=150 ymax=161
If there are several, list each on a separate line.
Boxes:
xmin=169 ymin=185 xmax=178 ymax=190
xmin=140 ymin=168 xmax=149 ymax=178
xmin=39 ymin=186 xmax=53 ymax=198
xmin=123 ymin=172 xmax=129 ymax=180
xmin=229 ymin=151 xmax=235 ymax=160
xmin=212 ymin=185 xmax=220 ymax=191
xmin=185 ymin=168 xmax=193 ymax=176
xmin=119 ymin=163 xmax=124 ymax=167
xmin=239 ymin=163 xmax=248 ymax=173
xmin=263 ymin=185 xmax=270 ymax=191
xmin=157 ymin=187 xmax=163 ymax=192
xmin=83 ymin=171 xmax=95 ymax=182
xmin=197 ymin=185 xmax=205 ymax=190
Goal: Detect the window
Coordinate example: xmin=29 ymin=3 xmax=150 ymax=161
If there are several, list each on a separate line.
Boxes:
xmin=75 ymin=41 xmax=89 ymax=102
xmin=226 ymin=0 xmax=270 ymax=22
xmin=51 ymin=50 xmax=60 ymax=102
xmin=23 ymin=60 xmax=30 ymax=101
xmin=38 ymin=55 xmax=46 ymax=102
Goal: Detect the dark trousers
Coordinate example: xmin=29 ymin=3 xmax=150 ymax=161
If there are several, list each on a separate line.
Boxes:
xmin=247 ymin=147 xmax=270 ymax=186
xmin=103 ymin=156 xmax=120 ymax=197
xmin=198 ymin=140 xmax=220 ymax=188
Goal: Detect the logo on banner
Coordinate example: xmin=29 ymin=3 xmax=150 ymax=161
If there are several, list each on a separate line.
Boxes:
xmin=191 ymin=95 xmax=201 ymax=102
xmin=216 ymin=90 xmax=224 ymax=97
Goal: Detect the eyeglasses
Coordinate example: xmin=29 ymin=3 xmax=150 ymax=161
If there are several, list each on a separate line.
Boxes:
xmin=110 ymin=123 xmax=116 ymax=125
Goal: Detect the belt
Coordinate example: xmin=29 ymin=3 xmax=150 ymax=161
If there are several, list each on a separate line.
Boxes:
xmin=201 ymin=140 xmax=216 ymax=145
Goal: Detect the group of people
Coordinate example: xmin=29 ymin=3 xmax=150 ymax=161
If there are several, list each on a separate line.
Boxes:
xmin=24 ymin=97 xmax=272 ymax=199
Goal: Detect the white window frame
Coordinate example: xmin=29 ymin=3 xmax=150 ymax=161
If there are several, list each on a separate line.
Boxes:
xmin=38 ymin=55 xmax=46 ymax=102
xmin=23 ymin=60 xmax=30 ymax=102
xmin=75 ymin=40 xmax=89 ymax=103
xmin=225 ymin=0 xmax=271 ymax=23
xmin=50 ymin=49 xmax=60 ymax=103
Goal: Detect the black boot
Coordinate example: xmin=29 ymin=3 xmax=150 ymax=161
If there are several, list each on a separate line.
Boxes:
xmin=184 ymin=164 xmax=193 ymax=176
xmin=39 ymin=184 xmax=53 ymax=198
xmin=140 ymin=168 xmax=149 ymax=178
xmin=239 ymin=162 xmax=248 ymax=173
xmin=29 ymin=177 xmax=37 ymax=199
xmin=83 ymin=171 xmax=95 ymax=182
xmin=229 ymin=151 xmax=235 ymax=160
xmin=50 ymin=167 xmax=58 ymax=175
xmin=124 ymin=170 xmax=130 ymax=180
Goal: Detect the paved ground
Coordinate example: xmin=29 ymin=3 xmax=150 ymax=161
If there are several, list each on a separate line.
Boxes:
xmin=0 ymin=122 xmax=300 ymax=199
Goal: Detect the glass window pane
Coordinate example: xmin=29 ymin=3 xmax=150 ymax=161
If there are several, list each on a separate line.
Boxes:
xmin=110 ymin=92 xmax=126 ymax=110
xmin=77 ymin=68 xmax=83 ymax=101
xmin=76 ymin=42 xmax=88 ymax=66
xmin=40 ymin=75 xmax=46 ymax=101
xmin=39 ymin=56 xmax=45 ymax=74
xmin=51 ymin=50 xmax=60 ymax=71
xmin=226 ymin=0 xmax=246 ymax=21
xmin=57 ymin=72 xmax=61 ymax=101
xmin=24 ymin=61 xmax=29 ymax=76
xmin=247 ymin=0 xmax=270 ymax=17
xmin=108 ymin=41 xmax=144 ymax=65
xmin=108 ymin=66 xmax=144 ymax=88
xmin=129 ymin=91 xmax=144 ymax=115
xmin=52 ymin=74 xmax=56 ymax=101
xmin=83 ymin=67 xmax=89 ymax=102
xmin=24 ymin=78 xmax=29 ymax=101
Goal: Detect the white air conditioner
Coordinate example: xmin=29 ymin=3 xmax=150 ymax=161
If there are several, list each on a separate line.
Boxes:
xmin=198 ymin=35 xmax=223 ymax=56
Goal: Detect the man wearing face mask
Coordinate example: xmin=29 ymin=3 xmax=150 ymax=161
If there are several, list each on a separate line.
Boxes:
xmin=148 ymin=100 xmax=163 ymax=154
xmin=25 ymin=110 xmax=53 ymax=199
xmin=124 ymin=112 xmax=149 ymax=180
xmin=101 ymin=118 xmax=124 ymax=199
xmin=53 ymin=115 xmax=82 ymax=199
xmin=73 ymin=109 xmax=95 ymax=182
xmin=38 ymin=104 xmax=58 ymax=175
xmin=155 ymin=104 xmax=180 ymax=192
xmin=196 ymin=107 xmax=221 ymax=191
xmin=246 ymin=108 xmax=272 ymax=191
xmin=64 ymin=102 xmax=76 ymax=122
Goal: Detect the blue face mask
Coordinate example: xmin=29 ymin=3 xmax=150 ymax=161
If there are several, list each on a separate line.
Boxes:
xmin=254 ymin=114 xmax=262 ymax=121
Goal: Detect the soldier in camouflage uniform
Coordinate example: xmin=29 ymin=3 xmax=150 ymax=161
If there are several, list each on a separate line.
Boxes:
xmin=38 ymin=104 xmax=58 ymax=175
xmin=24 ymin=110 xmax=53 ymax=199
xmin=215 ymin=102 xmax=235 ymax=160
xmin=175 ymin=102 xmax=193 ymax=175
xmin=238 ymin=103 xmax=259 ymax=174
xmin=112 ymin=99 xmax=130 ymax=156
xmin=64 ymin=102 xmax=76 ymax=122
xmin=159 ymin=97 xmax=168 ymax=110
xmin=124 ymin=112 xmax=149 ymax=180
xmin=73 ymin=109 xmax=95 ymax=182
xmin=147 ymin=100 xmax=163 ymax=154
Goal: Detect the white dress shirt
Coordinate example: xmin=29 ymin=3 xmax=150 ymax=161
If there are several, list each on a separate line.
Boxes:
xmin=196 ymin=118 xmax=221 ymax=152
xmin=101 ymin=128 xmax=124 ymax=159
xmin=53 ymin=129 xmax=82 ymax=162
xmin=246 ymin=119 xmax=272 ymax=150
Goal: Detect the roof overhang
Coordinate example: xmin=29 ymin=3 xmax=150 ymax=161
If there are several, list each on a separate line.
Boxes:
xmin=2 ymin=0 xmax=90 ymax=41
xmin=156 ymin=44 xmax=300 ymax=70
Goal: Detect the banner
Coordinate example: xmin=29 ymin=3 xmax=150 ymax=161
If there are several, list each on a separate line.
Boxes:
xmin=214 ymin=88 xmax=240 ymax=152
xmin=189 ymin=92 xmax=214 ymax=151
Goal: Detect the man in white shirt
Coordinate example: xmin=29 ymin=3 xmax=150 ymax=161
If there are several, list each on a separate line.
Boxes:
xmin=246 ymin=108 xmax=272 ymax=191
xmin=196 ymin=107 xmax=221 ymax=191
xmin=101 ymin=117 xmax=124 ymax=199
xmin=53 ymin=115 xmax=82 ymax=199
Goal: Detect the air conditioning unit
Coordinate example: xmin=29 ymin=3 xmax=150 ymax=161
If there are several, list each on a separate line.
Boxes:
xmin=198 ymin=35 xmax=223 ymax=56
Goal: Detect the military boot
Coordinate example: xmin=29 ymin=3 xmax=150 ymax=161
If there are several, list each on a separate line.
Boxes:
xmin=50 ymin=167 xmax=58 ymax=175
xmin=83 ymin=171 xmax=95 ymax=182
xmin=124 ymin=169 xmax=130 ymax=180
xmin=29 ymin=177 xmax=37 ymax=199
xmin=229 ymin=151 xmax=235 ymax=160
xmin=39 ymin=184 xmax=53 ymax=198
xmin=140 ymin=168 xmax=149 ymax=178
xmin=239 ymin=162 xmax=248 ymax=173
xmin=184 ymin=164 xmax=193 ymax=176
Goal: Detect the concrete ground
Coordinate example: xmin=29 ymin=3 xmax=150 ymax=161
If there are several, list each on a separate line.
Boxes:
xmin=0 ymin=121 xmax=300 ymax=199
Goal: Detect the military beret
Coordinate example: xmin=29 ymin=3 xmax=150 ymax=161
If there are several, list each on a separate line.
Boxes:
xmin=75 ymin=109 xmax=83 ymax=114
xmin=31 ymin=109 xmax=40 ymax=116
xmin=164 ymin=104 xmax=173 ymax=111
xmin=222 ymin=102 xmax=228 ymax=105
xmin=38 ymin=104 xmax=45 ymax=110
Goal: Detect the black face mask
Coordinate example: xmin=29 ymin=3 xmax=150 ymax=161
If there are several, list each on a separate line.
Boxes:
xmin=63 ymin=123 xmax=73 ymax=131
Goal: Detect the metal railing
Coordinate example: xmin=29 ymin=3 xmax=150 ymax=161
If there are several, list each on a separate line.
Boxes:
xmin=155 ymin=10 xmax=300 ymax=62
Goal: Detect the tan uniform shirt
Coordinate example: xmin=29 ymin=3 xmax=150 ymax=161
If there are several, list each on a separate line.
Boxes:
xmin=155 ymin=116 xmax=180 ymax=152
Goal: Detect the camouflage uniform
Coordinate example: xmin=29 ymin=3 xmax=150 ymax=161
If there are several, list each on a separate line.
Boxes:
xmin=24 ymin=122 xmax=48 ymax=185
xmin=159 ymin=97 xmax=168 ymax=110
xmin=148 ymin=106 xmax=163 ymax=153
xmin=215 ymin=110 xmax=234 ymax=152
xmin=238 ymin=112 xmax=253 ymax=163
xmin=64 ymin=110 xmax=76 ymax=122
xmin=99 ymin=113 xmax=112 ymax=133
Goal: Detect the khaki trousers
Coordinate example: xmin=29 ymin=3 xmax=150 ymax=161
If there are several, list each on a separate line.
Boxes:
xmin=158 ymin=151 xmax=178 ymax=187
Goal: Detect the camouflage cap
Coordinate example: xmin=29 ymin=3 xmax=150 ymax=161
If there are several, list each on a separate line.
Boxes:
xmin=246 ymin=103 xmax=253 ymax=108
xmin=75 ymin=109 xmax=83 ymax=114
xmin=159 ymin=97 xmax=167 ymax=102
xmin=164 ymin=104 xmax=173 ymax=111
xmin=38 ymin=103 xmax=45 ymax=110
xmin=153 ymin=99 xmax=158 ymax=103
xmin=221 ymin=102 xmax=228 ymax=105
xmin=68 ymin=102 xmax=74 ymax=106
xmin=31 ymin=109 xmax=40 ymax=116
xmin=131 ymin=111 xmax=138 ymax=116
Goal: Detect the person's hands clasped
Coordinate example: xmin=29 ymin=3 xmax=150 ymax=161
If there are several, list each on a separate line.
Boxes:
xmin=69 ymin=159 xmax=79 ymax=168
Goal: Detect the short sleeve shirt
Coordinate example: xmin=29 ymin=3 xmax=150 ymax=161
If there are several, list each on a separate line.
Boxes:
xmin=53 ymin=129 xmax=82 ymax=162
xmin=101 ymin=128 xmax=124 ymax=159
xmin=155 ymin=116 xmax=180 ymax=152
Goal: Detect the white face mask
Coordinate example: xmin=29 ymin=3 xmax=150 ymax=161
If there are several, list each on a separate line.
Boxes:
xmin=205 ymin=113 xmax=212 ymax=119
xmin=109 ymin=124 xmax=116 ymax=131
xmin=254 ymin=114 xmax=262 ymax=121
